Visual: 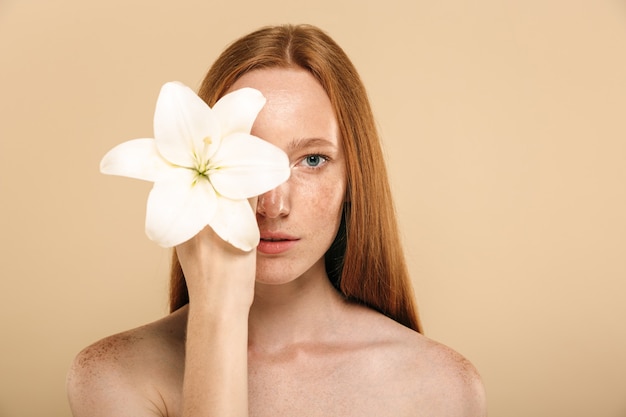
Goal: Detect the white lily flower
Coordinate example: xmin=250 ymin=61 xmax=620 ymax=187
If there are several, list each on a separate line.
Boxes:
xmin=100 ymin=82 xmax=290 ymax=251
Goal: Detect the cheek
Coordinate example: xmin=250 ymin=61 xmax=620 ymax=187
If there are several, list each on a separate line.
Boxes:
xmin=295 ymin=173 xmax=346 ymax=230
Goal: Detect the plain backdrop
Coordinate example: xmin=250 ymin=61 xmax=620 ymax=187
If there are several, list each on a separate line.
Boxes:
xmin=1 ymin=1 xmax=625 ymax=416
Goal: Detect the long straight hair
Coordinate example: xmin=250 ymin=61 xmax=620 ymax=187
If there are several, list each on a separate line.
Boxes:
xmin=169 ymin=24 xmax=422 ymax=333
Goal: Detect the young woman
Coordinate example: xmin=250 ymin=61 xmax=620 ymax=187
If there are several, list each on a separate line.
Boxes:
xmin=67 ymin=24 xmax=486 ymax=417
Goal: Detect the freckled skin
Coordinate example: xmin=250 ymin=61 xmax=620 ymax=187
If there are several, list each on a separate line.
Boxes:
xmin=67 ymin=68 xmax=487 ymax=417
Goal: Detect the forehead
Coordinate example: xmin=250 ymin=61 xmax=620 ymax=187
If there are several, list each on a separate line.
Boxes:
xmin=227 ymin=68 xmax=339 ymax=144
xmin=228 ymin=67 xmax=329 ymax=106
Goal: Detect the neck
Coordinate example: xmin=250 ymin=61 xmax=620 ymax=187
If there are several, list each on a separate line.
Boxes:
xmin=248 ymin=263 xmax=347 ymax=352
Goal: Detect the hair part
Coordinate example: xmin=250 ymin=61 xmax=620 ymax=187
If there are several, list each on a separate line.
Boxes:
xmin=169 ymin=24 xmax=422 ymax=333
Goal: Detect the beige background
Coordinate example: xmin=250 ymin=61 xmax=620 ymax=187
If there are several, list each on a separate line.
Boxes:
xmin=1 ymin=0 xmax=625 ymax=416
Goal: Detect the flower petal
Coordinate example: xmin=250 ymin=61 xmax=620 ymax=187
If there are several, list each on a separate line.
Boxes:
xmin=145 ymin=168 xmax=217 ymax=247
xmin=210 ymin=133 xmax=291 ymax=199
xmin=154 ymin=82 xmax=221 ymax=167
xmin=209 ymin=197 xmax=259 ymax=252
xmin=100 ymin=138 xmax=171 ymax=182
xmin=212 ymin=87 xmax=266 ymax=138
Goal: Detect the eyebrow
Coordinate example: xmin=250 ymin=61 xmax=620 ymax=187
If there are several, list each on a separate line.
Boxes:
xmin=286 ymin=137 xmax=338 ymax=152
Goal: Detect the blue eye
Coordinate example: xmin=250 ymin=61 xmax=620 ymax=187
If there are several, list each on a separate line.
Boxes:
xmin=302 ymin=154 xmax=327 ymax=168
xmin=306 ymin=155 xmax=322 ymax=166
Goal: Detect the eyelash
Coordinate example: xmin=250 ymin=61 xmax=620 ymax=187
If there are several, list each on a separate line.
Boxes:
xmin=296 ymin=154 xmax=330 ymax=169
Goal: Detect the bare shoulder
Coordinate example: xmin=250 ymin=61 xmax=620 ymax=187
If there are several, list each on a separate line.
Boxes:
xmin=346 ymin=306 xmax=486 ymax=417
xmin=67 ymin=307 xmax=187 ymax=417
xmin=407 ymin=333 xmax=487 ymax=417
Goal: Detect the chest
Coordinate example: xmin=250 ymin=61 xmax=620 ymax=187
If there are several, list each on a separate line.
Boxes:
xmin=157 ymin=344 xmax=419 ymax=417
xmin=247 ymin=348 xmax=415 ymax=417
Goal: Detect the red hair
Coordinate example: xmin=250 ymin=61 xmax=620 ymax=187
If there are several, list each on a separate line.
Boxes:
xmin=169 ymin=24 xmax=422 ymax=333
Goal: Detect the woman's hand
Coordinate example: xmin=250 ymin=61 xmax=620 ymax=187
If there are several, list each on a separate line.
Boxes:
xmin=175 ymin=223 xmax=257 ymax=311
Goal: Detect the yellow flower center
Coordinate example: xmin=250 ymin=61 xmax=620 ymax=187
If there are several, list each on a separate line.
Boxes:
xmin=191 ymin=137 xmax=217 ymax=184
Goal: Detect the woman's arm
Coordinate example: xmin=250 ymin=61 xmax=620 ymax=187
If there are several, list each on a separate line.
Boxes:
xmin=176 ymin=225 xmax=256 ymax=417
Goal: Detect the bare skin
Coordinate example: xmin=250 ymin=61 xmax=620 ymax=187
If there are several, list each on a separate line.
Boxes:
xmin=67 ymin=68 xmax=486 ymax=417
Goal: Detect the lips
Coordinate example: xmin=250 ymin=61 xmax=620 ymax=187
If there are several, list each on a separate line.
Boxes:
xmin=257 ymin=232 xmax=298 ymax=255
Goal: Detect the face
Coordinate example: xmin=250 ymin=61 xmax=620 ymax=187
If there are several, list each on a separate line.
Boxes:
xmin=228 ymin=68 xmax=347 ymax=286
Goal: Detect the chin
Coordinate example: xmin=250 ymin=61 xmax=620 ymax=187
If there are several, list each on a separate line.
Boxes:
xmin=254 ymin=267 xmax=304 ymax=286
xmin=254 ymin=257 xmax=325 ymax=287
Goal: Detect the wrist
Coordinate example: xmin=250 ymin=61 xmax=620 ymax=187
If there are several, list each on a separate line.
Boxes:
xmin=187 ymin=285 xmax=254 ymax=317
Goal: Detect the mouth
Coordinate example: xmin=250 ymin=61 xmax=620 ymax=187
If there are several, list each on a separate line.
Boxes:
xmin=257 ymin=233 xmax=299 ymax=254
xmin=260 ymin=237 xmax=289 ymax=242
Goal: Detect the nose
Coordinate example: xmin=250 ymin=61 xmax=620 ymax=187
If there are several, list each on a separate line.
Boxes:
xmin=257 ymin=182 xmax=290 ymax=218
